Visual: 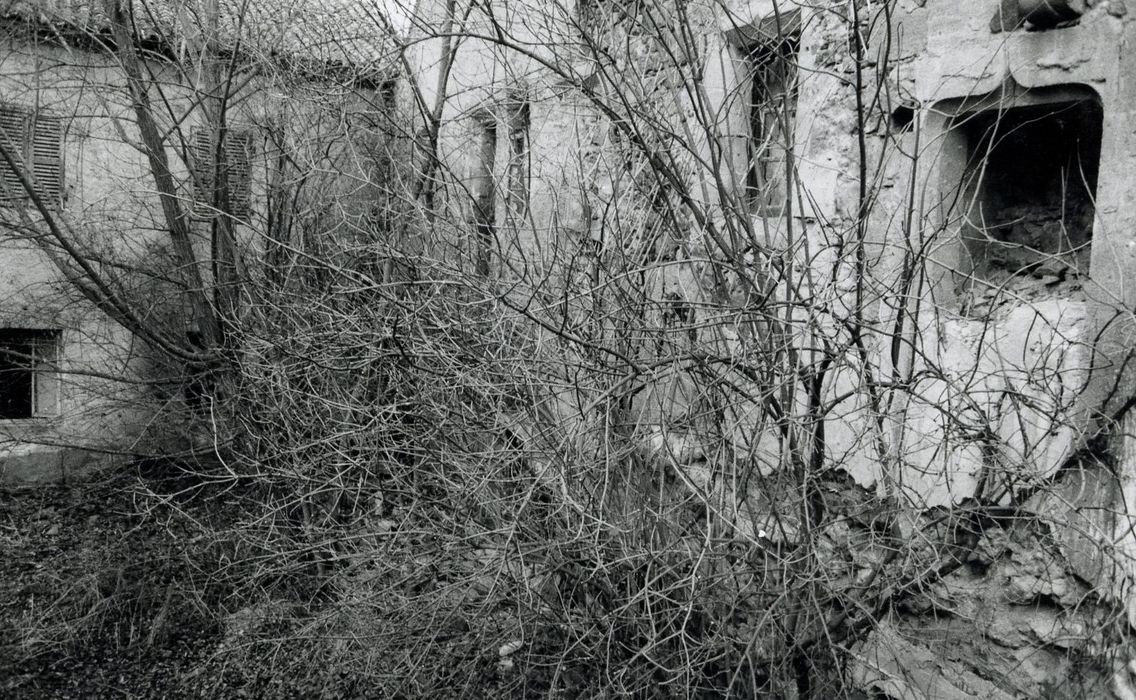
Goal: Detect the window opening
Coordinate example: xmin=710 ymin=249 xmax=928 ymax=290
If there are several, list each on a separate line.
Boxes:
xmin=957 ymin=98 xmax=1101 ymax=281
xmin=191 ymin=126 xmax=253 ymax=219
xmin=0 ymin=329 xmax=60 ymax=419
xmin=0 ymin=105 xmax=63 ymax=207
xmin=506 ymin=102 xmax=529 ymax=223
xmin=473 ymin=117 xmax=497 ymax=276
xmin=744 ymin=32 xmax=799 ymax=216
xmin=379 ymin=80 xmax=397 ymax=113
xmin=992 ymin=0 xmax=1084 ymax=32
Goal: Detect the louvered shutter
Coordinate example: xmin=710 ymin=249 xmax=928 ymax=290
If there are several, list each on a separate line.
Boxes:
xmin=191 ymin=126 xmax=214 ymax=217
xmin=0 ymin=107 xmax=29 ymax=203
xmin=225 ymin=131 xmax=252 ymax=219
xmin=31 ymin=114 xmax=62 ymax=206
xmin=192 ymin=127 xmax=252 ymax=220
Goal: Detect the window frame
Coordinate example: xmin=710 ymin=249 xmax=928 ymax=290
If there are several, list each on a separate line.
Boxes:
xmin=471 ymin=113 xmax=498 ymax=276
xmin=469 ymin=98 xmax=532 ymax=276
xmin=930 ymin=85 xmax=1102 ymax=298
xmin=742 ymin=32 xmax=799 ymax=218
xmin=0 ymin=329 xmax=61 ymax=421
xmin=505 ymin=101 xmax=530 ymax=224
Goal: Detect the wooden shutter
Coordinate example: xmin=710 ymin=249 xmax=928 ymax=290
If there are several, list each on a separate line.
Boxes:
xmin=225 ymin=131 xmax=252 ymax=219
xmin=31 ymin=114 xmax=63 ymax=206
xmin=191 ymin=126 xmax=214 ymax=217
xmin=0 ymin=106 xmax=29 ymax=203
xmin=192 ymin=127 xmax=252 ymax=220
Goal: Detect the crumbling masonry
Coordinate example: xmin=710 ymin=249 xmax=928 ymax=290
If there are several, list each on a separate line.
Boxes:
xmin=406 ymin=0 xmax=1136 ymax=694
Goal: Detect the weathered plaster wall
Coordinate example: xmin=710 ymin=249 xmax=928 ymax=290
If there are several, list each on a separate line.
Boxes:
xmin=407 ymin=0 xmax=594 ymax=259
xmin=0 ymin=39 xmax=166 ymax=481
xmin=872 ymin=0 xmax=1130 ymax=507
xmin=406 ymin=0 xmax=655 ymax=444
xmin=812 ymin=6 xmax=1136 ymax=688
xmin=406 ymin=0 xmax=1132 ymax=500
xmin=0 ymin=35 xmax=383 ymax=482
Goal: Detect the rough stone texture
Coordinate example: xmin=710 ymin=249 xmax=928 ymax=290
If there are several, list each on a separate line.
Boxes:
xmin=852 ymin=620 xmax=1018 ymax=699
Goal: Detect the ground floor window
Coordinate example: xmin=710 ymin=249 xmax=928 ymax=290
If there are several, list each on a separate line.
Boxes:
xmin=0 ymin=329 xmax=60 ymax=419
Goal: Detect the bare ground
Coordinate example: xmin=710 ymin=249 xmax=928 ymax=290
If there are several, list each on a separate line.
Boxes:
xmin=0 ymin=468 xmax=229 ymax=699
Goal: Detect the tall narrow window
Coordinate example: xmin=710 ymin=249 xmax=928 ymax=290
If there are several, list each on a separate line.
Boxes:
xmin=745 ymin=33 xmax=798 ymax=216
xmin=0 ymin=329 xmax=60 ymax=419
xmin=506 ymin=102 xmax=529 ymax=223
xmin=472 ymin=118 xmax=497 ymax=276
xmin=0 ymin=105 xmax=63 ymax=207
xmin=191 ymin=126 xmax=253 ymax=219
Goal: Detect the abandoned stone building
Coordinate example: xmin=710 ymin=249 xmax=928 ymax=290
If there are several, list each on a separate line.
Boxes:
xmin=403 ymin=0 xmax=1136 ymax=693
xmin=0 ymin=0 xmax=1134 ymax=691
xmin=408 ymin=0 xmax=1136 ymax=502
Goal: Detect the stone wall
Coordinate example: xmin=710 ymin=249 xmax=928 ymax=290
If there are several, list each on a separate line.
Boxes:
xmin=406 ymin=0 xmax=1136 ymax=694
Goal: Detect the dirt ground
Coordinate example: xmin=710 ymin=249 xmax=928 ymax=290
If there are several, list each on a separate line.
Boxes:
xmin=0 ymin=470 xmax=228 ymax=698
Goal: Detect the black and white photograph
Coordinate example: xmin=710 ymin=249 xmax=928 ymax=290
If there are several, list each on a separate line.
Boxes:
xmin=1 ymin=0 xmax=1133 ymax=696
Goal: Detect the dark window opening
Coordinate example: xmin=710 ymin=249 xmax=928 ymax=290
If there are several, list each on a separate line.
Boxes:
xmin=506 ymin=102 xmax=530 ymax=224
xmin=958 ymin=98 xmax=1101 ymax=279
xmin=992 ymin=0 xmax=1084 ymax=32
xmin=473 ymin=118 xmax=497 ymax=276
xmin=744 ymin=32 xmax=799 ymax=216
xmin=0 ymin=329 xmax=60 ymax=419
xmin=891 ymin=103 xmax=916 ymax=133
xmin=379 ymin=80 xmax=397 ymax=113
xmin=470 ymin=100 xmax=530 ymax=275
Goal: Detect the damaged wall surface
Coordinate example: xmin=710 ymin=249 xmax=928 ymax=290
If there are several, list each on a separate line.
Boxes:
xmin=403 ymin=0 xmax=1136 ymax=695
xmin=0 ymin=3 xmax=393 ymax=482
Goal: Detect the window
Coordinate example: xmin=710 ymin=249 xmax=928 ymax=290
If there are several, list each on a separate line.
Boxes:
xmin=469 ymin=101 xmax=531 ymax=275
xmin=0 ymin=105 xmax=63 ymax=207
xmin=956 ymin=97 xmax=1101 ymax=280
xmin=191 ymin=126 xmax=253 ymax=219
xmin=505 ymin=102 xmax=529 ymax=223
xmin=0 ymin=329 xmax=60 ymax=419
xmin=472 ymin=116 xmax=497 ymax=276
xmin=993 ymin=0 xmax=1083 ymax=32
xmin=744 ymin=33 xmax=798 ymax=216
